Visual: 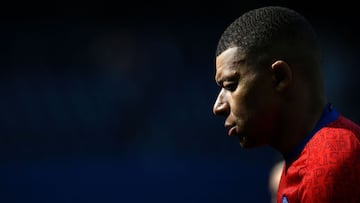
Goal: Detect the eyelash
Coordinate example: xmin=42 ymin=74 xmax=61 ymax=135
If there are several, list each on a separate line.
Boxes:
xmin=223 ymin=82 xmax=237 ymax=91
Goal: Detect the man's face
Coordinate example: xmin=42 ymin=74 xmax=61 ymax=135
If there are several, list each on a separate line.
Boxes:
xmin=213 ymin=47 xmax=279 ymax=148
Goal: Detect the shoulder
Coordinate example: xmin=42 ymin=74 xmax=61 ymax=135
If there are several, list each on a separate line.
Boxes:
xmin=307 ymin=115 xmax=360 ymax=153
xmin=329 ymin=115 xmax=360 ymax=139
xmin=298 ymin=116 xmax=360 ymax=202
xmin=304 ymin=115 xmax=360 ymax=171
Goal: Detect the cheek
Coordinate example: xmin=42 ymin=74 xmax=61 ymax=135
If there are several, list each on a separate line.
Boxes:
xmin=232 ymin=85 xmax=260 ymax=115
xmin=229 ymin=88 xmax=248 ymax=116
xmin=228 ymin=94 xmax=254 ymax=125
xmin=246 ymin=79 xmax=274 ymax=110
xmin=247 ymin=86 xmax=279 ymax=136
xmin=229 ymin=75 xmax=274 ymax=119
xmin=231 ymin=79 xmax=276 ymax=124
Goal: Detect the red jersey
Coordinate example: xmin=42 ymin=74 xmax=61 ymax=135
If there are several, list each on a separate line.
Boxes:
xmin=277 ymin=104 xmax=360 ymax=203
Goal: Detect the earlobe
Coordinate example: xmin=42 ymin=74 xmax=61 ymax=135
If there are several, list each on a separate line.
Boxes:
xmin=271 ymin=60 xmax=292 ymax=91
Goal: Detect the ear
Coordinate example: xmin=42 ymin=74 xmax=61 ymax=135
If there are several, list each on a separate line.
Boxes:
xmin=271 ymin=60 xmax=292 ymax=92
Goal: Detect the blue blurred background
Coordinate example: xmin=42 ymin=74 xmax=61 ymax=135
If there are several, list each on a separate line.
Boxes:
xmin=1 ymin=1 xmax=359 ymax=202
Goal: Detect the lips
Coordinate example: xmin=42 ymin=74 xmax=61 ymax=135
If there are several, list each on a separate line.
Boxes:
xmin=227 ymin=126 xmax=237 ymax=136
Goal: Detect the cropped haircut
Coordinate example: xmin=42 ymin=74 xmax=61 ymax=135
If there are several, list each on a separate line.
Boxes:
xmin=216 ymin=6 xmax=321 ymax=67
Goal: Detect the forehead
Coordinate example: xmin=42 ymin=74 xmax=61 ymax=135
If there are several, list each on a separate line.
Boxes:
xmin=216 ymin=47 xmax=241 ymax=67
xmin=215 ymin=47 xmax=246 ymax=81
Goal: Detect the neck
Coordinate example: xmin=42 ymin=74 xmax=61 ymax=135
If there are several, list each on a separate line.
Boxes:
xmin=272 ymin=95 xmax=326 ymax=159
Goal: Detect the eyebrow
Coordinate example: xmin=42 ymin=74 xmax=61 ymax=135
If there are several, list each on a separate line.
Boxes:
xmin=216 ymin=72 xmax=240 ymax=86
xmin=233 ymin=59 xmax=246 ymax=65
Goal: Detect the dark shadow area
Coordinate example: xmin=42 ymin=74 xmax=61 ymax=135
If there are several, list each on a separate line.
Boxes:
xmin=0 ymin=1 xmax=359 ymax=202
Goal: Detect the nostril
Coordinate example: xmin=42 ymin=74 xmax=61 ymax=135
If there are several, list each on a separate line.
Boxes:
xmin=213 ymin=106 xmax=219 ymax=115
xmin=213 ymin=102 xmax=229 ymax=116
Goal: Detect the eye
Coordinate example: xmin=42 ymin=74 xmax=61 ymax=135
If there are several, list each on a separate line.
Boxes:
xmin=223 ymin=81 xmax=237 ymax=91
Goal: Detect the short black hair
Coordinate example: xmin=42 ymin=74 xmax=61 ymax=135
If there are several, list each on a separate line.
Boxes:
xmin=216 ymin=6 xmax=320 ymax=66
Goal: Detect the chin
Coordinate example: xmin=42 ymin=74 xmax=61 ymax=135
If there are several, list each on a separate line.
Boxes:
xmin=238 ymin=137 xmax=263 ymax=148
xmin=238 ymin=136 xmax=252 ymax=148
xmin=239 ymin=142 xmax=255 ymax=148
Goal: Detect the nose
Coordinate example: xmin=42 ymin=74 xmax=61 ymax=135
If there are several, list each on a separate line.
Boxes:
xmin=213 ymin=90 xmax=230 ymax=116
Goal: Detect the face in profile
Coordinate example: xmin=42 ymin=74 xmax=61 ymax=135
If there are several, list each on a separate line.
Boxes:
xmin=213 ymin=47 xmax=280 ymax=148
